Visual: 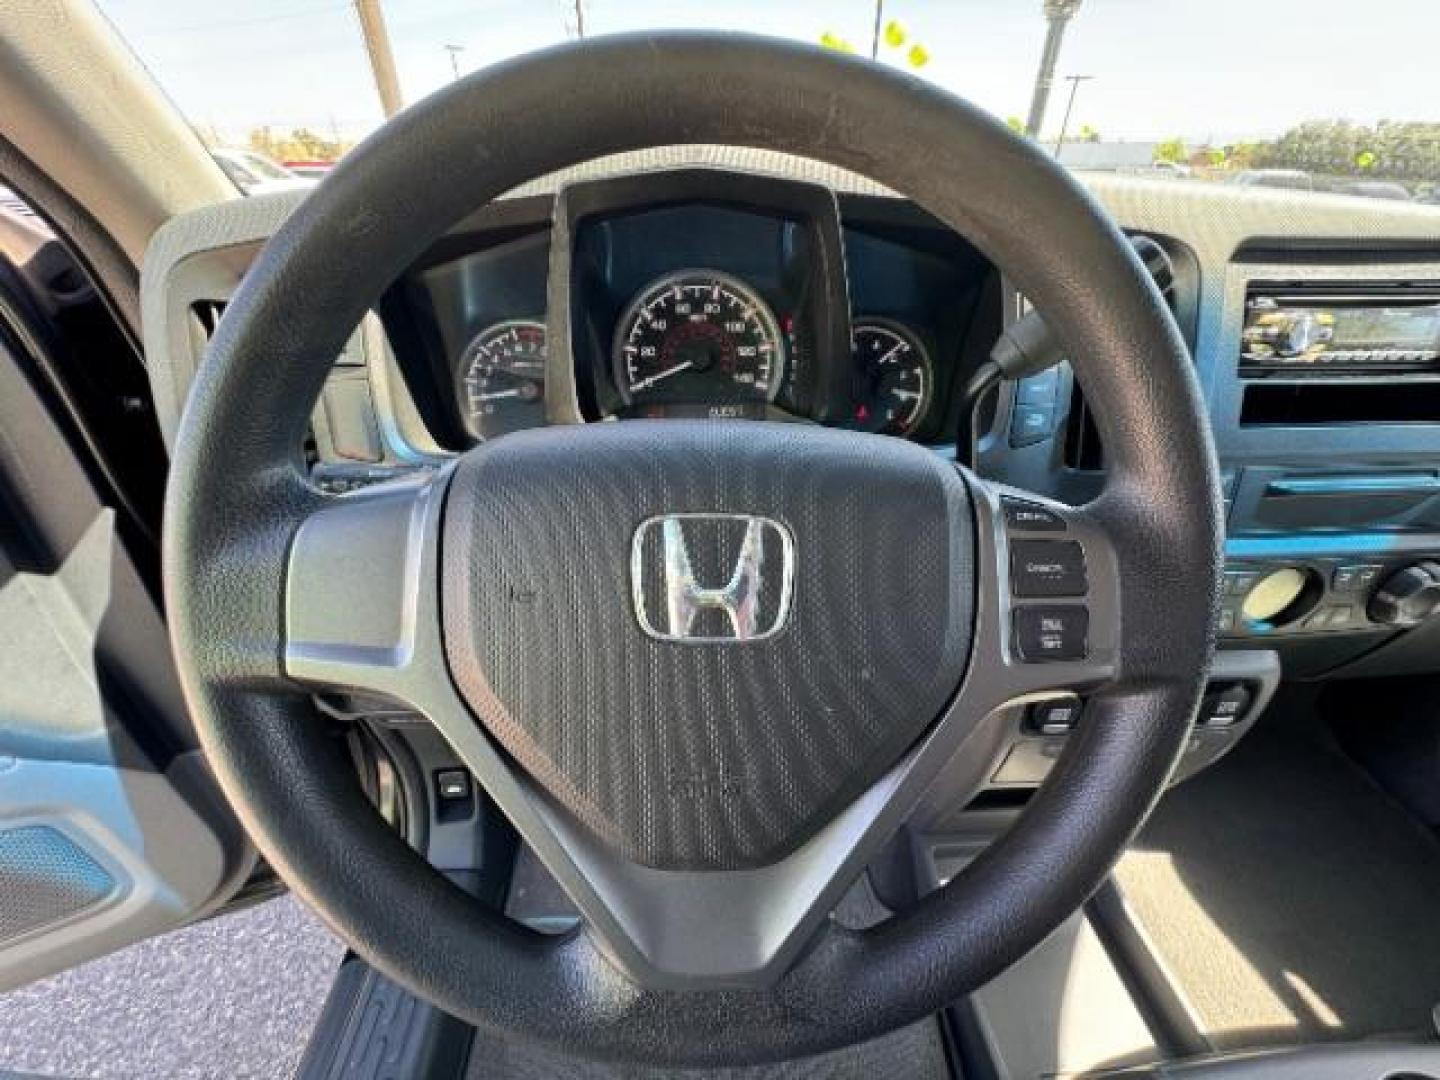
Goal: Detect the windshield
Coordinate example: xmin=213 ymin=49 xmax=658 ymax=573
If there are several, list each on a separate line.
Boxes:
xmin=96 ymin=0 xmax=1440 ymax=205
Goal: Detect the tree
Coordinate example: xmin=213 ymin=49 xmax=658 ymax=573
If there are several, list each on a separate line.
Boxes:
xmin=247 ymin=127 xmax=350 ymax=163
xmin=1154 ymin=137 xmax=1187 ymax=164
xmin=1223 ymin=141 xmax=1269 ymax=170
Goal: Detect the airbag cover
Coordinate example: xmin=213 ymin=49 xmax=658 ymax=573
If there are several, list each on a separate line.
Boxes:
xmin=441 ymin=421 xmax=973 ymax=869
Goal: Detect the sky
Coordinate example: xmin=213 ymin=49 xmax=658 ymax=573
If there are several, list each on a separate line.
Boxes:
xmin=93 ymin=0 xmax=1439 ymax=147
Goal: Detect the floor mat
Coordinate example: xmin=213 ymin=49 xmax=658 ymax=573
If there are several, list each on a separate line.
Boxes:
xmin=464 ymin=1019 xmax=951 ymax=1079
xmin=0 ymin=893 xmax=344 ymax=1080
xmin=1114 ymin=699 xmax=1440 ymax=1052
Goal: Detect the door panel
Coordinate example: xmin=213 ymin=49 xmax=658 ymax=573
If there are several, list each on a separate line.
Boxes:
xmin=0 ymin=279 xmax=251 ymax=990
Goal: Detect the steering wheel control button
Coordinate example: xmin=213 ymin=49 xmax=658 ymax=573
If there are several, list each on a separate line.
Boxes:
xmin=1199 ymin=684 xmax=1251 ymax=727
xmin=1028 ymin=696 xmax=1083 ymax=735
xmin=1010 ymin=539 xmax=1087 ymax=598
xmin=1013 ymin=605 xmax=1089 ymax=662
xmin=1009 ymin=403 xmax=1056 ymax=447
xmin=1001 ymin=497 xmax=1066 ymax=532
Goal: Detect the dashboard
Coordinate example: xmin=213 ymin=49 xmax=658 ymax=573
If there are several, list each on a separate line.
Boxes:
xmin=141 ymin=147 xmax=1440 ymax=698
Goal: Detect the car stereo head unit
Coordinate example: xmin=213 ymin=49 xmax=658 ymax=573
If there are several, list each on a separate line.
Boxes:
xmin=1241 ymin=282 xmax=1440 ymax=375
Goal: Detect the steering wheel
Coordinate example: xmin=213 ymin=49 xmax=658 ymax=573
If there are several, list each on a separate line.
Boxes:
xmin=163 ymin=33 xmax=1220 ymax=1066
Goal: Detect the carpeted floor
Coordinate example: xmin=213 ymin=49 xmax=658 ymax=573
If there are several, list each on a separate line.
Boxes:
xmin=1114 ymin=696 xmax=1440 ymax=1052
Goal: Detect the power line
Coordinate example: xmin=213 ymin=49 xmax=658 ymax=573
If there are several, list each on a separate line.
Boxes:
xmin=443 ymin=43 xmax=465 ymax=81
xmin=1054 ymin=74 xmax=1094 ymax=155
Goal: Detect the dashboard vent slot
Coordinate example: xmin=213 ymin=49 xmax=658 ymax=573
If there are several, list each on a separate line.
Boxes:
xmin=1129 ymin=233 xmax=1175 ymax=304
xmin=190 ymin=299 xmax=227 ymax=339
xmin=187 ymin=299 xmax=229 ymax=371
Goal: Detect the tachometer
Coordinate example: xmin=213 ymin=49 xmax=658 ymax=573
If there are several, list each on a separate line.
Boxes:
xmin=458 ymin=320 xmax=546 ymax=440
xmin=849 ymin=319 xmax=932 ymax=437
xmin=614 ymin=271 xmax=784 ymax=413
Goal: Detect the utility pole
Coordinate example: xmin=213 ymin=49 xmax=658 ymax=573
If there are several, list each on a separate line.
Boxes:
xmin=870 ymin=0 xmax=884 ymax=59
xmin=354 ymin=0 xmax=403 ymax=118
xmin=1024 ymin=0 xmax=1083 ymax=137
xmin=1053 ymin=74 xmax=1093 ymax=157
xmin=573 ymin=0 xmax=585 ymax=39
xmin=444 ymin=43 xmax=465 ymax=82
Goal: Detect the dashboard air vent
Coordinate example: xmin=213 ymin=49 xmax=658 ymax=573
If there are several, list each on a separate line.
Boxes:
xmin=1062 ymin=234 xmax=1177 ymax=470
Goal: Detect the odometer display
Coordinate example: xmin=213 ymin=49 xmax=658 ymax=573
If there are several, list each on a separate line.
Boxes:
xmin=613 ymin=271 xmax=784 ymax=412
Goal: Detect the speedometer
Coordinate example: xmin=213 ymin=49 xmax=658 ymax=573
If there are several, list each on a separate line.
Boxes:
xmin=613 ymin=271 xmax=784 ymax=412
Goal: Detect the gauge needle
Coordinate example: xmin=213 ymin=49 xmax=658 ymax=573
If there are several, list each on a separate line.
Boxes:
xmin=891 ymin=389 xmax=923 ymax=401
xmin=473 ymin=389 xmax=526 ymax=401
xmin=630 ymin=360 xmax=694 ymax=392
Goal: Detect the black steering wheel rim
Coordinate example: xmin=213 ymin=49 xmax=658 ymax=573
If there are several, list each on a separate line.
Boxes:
xmin=163 ymin=32 xmax=1221 ymax=1066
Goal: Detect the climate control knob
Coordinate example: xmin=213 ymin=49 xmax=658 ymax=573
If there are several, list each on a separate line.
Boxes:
xmin=1368 ymin=562 xmax=1440 ymax=627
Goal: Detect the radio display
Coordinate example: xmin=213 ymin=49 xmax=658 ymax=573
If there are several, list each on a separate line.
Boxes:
xmin=1241 ymin=292 xmax=1440 ymax=372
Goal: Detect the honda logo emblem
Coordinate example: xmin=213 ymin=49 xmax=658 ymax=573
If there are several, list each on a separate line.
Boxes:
xmin=630 ymin=514 xmax=794 ymax=643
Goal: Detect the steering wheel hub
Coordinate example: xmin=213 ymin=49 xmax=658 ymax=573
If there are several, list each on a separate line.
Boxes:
xmin=442 ymin=422 xmax=974 ymax=870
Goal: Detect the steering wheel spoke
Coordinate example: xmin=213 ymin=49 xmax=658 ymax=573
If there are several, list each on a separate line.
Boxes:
xmin=284 ymin=472 xmax=444 ymax=702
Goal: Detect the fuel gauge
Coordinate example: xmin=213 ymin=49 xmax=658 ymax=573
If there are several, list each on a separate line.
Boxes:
xmin=849 ymin=319 xmax=931 ymax=437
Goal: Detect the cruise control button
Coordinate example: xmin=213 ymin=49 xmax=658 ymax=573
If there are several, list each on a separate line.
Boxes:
xmin=1014 ymin=605 xmax=1089 ymax=662
xmin=1011 ymin=539 xmax=1087 ymax=598
xmin=1001 ymin=497 xmax=1066 ymax=532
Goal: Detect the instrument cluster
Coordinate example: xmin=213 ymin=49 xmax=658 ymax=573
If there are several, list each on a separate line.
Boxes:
xmin=415 ymin=175 xmax=996 ymax=448
xmin=453 ymin=296 xmax=936 ymax=442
